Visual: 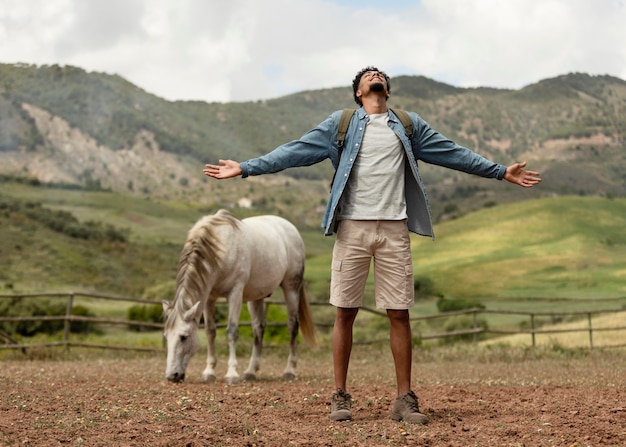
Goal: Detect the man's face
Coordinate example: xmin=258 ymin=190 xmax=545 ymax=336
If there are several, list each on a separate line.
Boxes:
xmin=357 ymin=70 xmax=389 ymax=100
xmin=362 ymin=70 xmax=387 ymax=88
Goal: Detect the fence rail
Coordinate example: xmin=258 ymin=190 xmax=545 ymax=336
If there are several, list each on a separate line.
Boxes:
xmin=1 ymin=292 xmax=625 ymax=353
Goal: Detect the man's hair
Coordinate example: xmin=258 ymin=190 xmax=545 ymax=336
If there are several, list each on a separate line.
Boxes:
xmin=352 ymin=66 xmax=391 ymax=106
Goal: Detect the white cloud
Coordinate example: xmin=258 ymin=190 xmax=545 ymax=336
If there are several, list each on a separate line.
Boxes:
xmin=1 ymin=0 xmax=624 ymax=103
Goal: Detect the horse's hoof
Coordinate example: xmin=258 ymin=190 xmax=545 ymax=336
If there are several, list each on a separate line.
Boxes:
xmin=225 ymin=376 xmax=240 ymax=385
xmin=242 ymin=373 xmax=257 ymax=382
xmin=202 ymin=374 xmax=217 ymax=383
xmin=282 ymin=372 xmax=296 ymax=381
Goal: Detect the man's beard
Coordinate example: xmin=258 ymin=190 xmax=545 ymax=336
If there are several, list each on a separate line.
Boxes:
xmin=370 ymin=82 xmax=385 ymax=92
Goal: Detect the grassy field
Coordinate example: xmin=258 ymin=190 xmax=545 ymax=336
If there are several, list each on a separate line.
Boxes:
xmin=2 ymin=181 xmax=626 ymax=350
xmin=5 ymin=181 xmax=625 ymax=298
xmin=409 ymin=195 xmax=626 ymax=300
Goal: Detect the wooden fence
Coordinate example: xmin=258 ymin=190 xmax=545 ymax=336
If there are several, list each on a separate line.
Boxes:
xmin=1 ymin=292 xmax=625 ymax=353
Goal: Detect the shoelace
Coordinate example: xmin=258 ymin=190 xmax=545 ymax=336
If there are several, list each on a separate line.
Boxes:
xmin=333 ymin=392 xmax=351 ymax=410
xmin=403 ymin=393 xmax=421 ymax=412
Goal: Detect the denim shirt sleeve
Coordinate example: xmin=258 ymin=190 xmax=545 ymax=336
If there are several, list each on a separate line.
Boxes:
xmin=240 ymin=113 xmax=340 ymax=178
xmin=409 ymin=113 xmax=506 ymax=180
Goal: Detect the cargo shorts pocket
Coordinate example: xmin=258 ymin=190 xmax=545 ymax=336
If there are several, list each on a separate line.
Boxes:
xmin=330 ymin=259 xmax=342 ymax=297
xmin=404 ymin=263 xmax=414 ymax=298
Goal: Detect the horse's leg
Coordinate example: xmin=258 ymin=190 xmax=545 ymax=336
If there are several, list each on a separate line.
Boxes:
xmin=224 ymin=287 xmax=245 ymax=384
xmin=281 ymin=283 xmax=301 ymax=380
xmin=242 ymin=299 xmax=266 ymax=381
xmin=201 ymin=298 xmax=218 ymax=382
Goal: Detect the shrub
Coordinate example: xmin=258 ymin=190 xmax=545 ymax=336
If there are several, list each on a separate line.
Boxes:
xmin=0 ymin=299 xmax=99 ymax=337
xmin=69 ymin=305 xmax=98 ymax=334
xmin=127 ymin=303 xmax=164 ymax=332
xmin=413 ymin=276 xmax=437 ymax=297
xmin=0 ymin=298 xmax=64 ymax=336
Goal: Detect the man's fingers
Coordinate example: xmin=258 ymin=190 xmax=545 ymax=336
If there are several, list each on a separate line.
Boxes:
xmin=203 ymin=163 xmax=223 ymax=178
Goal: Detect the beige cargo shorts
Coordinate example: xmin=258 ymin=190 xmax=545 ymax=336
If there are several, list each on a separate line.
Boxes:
xmin=330 ymin=219 xmax=415 ymax=310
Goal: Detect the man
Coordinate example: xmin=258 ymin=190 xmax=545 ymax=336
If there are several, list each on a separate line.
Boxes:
xmin=203 ymin=66 xmax=541 ymax=423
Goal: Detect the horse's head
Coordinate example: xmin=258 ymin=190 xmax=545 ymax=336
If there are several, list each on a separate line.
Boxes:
xmin=162 ymin=300 xmax=202 ymax=382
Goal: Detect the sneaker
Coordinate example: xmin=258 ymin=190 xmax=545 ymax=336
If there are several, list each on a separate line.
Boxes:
xmin=390 ymin=390 xmax=428 ymax=424
xmin=330 ymin=389 xmax=352 ymax=421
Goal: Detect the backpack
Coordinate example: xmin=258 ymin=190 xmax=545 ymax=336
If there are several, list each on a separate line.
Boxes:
xmin=331 ymin=108 xmax=414 ymax=188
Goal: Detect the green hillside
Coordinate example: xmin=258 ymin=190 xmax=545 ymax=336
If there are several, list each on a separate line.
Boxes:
xmin=3 ymin=182 xmax=624 ymax=310
xmin=410 ymin=196 xmax=626 ymax=300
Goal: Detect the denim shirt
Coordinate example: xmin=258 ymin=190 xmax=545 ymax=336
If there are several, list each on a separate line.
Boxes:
xmin=240 ymin=107 xmax=506 ymax=237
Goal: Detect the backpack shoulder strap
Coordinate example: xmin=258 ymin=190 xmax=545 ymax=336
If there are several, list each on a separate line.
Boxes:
xmin=331 ymin=109 xmax=356 ymax=190
xmin=337 ymin=108 xmax=356 ymax=149
xmin=389 ymin=108 xmax=413 ymax=138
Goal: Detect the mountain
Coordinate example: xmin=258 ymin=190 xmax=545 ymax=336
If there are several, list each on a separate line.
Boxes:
xmin=1 ymin=63 xmax=625 ymax=223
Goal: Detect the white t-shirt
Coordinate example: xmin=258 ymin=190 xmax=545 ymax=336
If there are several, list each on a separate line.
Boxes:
xmin=337 ymin=113 xmax=407 ymax=220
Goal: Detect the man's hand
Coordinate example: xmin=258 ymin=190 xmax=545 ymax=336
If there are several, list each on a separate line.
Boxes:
xmin=504 ymin=161 xmax=541 ymax=188
xmin=203 ymin=160 xmax=243 ymax=179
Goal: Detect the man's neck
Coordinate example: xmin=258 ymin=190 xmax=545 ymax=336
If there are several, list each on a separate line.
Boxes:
xmin=362 ymin=96 xmax=388 ymax=115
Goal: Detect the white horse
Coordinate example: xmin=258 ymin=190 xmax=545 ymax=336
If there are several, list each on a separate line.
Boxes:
xmin=162 ymin=209 xmax=316 ymax=384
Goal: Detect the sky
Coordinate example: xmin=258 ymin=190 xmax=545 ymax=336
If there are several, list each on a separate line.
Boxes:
xmin=1 ymin=0 xmax=625 ymax=104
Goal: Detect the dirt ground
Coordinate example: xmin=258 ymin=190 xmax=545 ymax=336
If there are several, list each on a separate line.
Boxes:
xmin=1 ymin=345 xmax=625 ymax=447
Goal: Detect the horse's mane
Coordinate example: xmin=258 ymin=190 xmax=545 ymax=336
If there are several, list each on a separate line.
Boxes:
xmin=165 ymin=210 xmax=240 ymax=329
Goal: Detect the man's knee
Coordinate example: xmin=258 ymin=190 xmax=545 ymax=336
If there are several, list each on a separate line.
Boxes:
xmin=336 ymin=307 xmax=359 ymax=324
xmin=387 ymin=309 xmax=409 ymax=319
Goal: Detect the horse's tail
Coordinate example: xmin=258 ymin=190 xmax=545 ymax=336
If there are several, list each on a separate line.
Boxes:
xmin=298 ymin=284 xmax=317 ymax=350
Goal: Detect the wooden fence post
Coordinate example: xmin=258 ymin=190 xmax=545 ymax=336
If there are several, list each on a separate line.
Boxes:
xmin=63 ymin=292 xmax=74 ymax=350
xmin=472 ymin=310 xmax=478 ymax=343
xmin=587 ymin=312 xmax=593 ymax=349
xmin=530 ymin=313 xmax=536 ymax=347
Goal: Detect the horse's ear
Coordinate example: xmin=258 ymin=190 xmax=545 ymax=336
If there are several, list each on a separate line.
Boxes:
xmin=183 ymin=301 xmax=202 ymax=322
xmin=162 ymin=301 xmax=172 ymax=316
